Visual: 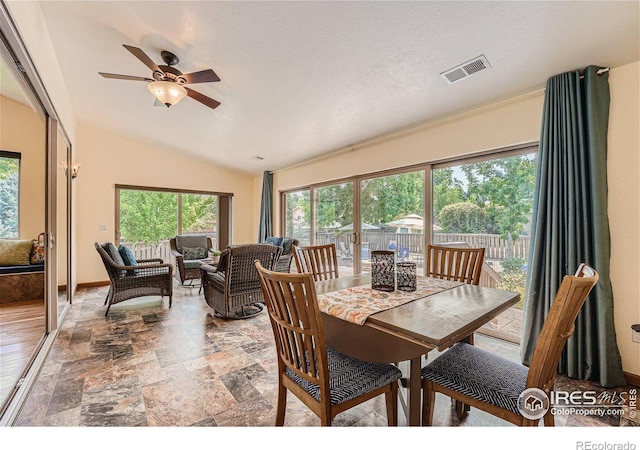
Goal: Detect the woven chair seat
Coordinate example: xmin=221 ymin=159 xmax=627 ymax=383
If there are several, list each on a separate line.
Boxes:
xmin=286 ymin=346 xmax=402 ymax=406
xmin=421 ymin=342 xmax=527 ymax=415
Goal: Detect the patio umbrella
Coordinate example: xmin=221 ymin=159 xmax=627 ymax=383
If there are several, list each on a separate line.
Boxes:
xmin=386 ymin=214 xmax=424 ymax=230
xmin=337 ymin=222 xmax=379 ymax=231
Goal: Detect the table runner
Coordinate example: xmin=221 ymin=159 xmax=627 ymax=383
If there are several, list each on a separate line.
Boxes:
xmin=317 ymin=276 xmax=464 ymax=325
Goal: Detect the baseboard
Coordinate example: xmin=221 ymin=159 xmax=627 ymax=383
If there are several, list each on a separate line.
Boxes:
xmin=77 ymin=280 xmax=110 ymax=289
xmin=625 ymin=372 xmax=640 ymax=388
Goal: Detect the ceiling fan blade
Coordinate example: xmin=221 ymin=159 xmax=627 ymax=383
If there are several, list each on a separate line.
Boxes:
xmin=99 ymin=72 xmax=153 ymax=82
xmin=186 ymin=87 xmax=221 ymax=109
xmin=123 ymin=44 xmax=162 ymax=74
xmin=181 ymin=69 xmax=221 ymax=84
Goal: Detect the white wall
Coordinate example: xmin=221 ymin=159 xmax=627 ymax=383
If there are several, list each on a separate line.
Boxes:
xmin=75 ymin=124 xmax=255 ymax=284
xmin=269 ymin=62 xmax=640 ymax=378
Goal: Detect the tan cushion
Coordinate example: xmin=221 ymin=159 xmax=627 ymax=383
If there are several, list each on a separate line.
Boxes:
xmin=0 ymin=239 xmax=34 ymax=266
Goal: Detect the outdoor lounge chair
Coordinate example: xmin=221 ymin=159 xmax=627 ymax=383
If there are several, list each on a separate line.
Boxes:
xmin=95 ymin=242 xmax=173 ymax=315
xmin=170 ymin=235 xmax=214 ymax=286
xmin=200 ymin=243 xmax=281 ymax=319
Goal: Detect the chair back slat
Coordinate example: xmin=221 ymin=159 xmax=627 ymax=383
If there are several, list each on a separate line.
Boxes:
xmin=256 ymin=262 xmax=330 ymax=391
xmin=426 ymin=245 xmax=485 ymax=285
xmin=526 ymin=263 xmax=599 ymax=391
xmin=294 ymin=244 xmax=339 ymax=281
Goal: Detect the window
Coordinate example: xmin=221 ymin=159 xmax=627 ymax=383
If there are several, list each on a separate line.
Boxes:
xmin=0 ymin=151 xmax=20 ymax=238
xmin=116 ymin=185 xmax=229 ymax=260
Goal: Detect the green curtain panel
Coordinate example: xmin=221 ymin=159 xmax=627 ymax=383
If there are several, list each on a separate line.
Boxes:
xmin=520 ymin=66 xmax=625 ymax=387
xmin=257 ymin=171 xmax=273 ymax=242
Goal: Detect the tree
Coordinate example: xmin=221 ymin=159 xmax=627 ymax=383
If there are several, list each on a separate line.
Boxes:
xmin=432 ymin=167 xmax=465 ymax=218
xmin=182 ymin=193 xmax=217 ymax=233
xmin=119 ymin=190 xmax=178 ymax=244
xmin=317 ymin=183 xmax=353 ymax=230
xmin=285 ymin=190 xmax=310 ymax=237
xmin=0 ymin=171 xmax=19 ymax=238
xmin=436 ymin=202 xmax=491 ymax=233
xmin=461 ymin=155 xmax=535 ymax=256
xmin=360 ymin=172 xmax=423 ymax=225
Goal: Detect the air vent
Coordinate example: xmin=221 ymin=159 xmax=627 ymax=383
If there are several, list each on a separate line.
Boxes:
xmin=441 ymin=55 xmax=491 ymax=84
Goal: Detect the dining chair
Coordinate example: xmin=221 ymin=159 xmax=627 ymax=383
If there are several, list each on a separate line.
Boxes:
xmin=293 ymin=243 xmax=340 ymax=281
xmin=426 ymin=244 xmax=486 ymax=351
xmin=425 ymin=244 xmax=485 ymax=285
xmin=255 ymin=261 xmax=402 ymax=426
xmin=421 ymin=263 xmax=599 ymax=427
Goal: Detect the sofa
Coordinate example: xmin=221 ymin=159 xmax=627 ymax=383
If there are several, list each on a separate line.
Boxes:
xmin=0 ymin=235 xmax=45 ymax=304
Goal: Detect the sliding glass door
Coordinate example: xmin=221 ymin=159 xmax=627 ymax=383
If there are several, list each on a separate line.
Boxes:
xmin=314 ymin=182 xmax=355 ymax=276
xmin=359 ymin=170 xmax=425 ymax=274
xmin=432 ymin=150 xmax=536 ymax=342
xmin=116 ymin=186 xmax=222 ymax=262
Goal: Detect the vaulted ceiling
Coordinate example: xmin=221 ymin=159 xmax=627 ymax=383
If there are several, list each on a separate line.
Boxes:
xmin=29 ymin=1 xmax=640 ymax=175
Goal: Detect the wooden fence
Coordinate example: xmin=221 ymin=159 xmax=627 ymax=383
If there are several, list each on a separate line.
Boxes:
xmin=316 ymin=231 xmax=530 ymax=260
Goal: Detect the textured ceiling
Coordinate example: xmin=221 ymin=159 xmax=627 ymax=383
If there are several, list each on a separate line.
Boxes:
xmin=28 ymin=1 xmax=640 ymax=175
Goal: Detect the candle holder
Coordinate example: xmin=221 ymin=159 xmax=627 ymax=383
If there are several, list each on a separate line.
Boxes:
xmin=371 ymin=250 xmax=395 ymax=291
xmin=396 ymin=262 xmax=417 ymax=292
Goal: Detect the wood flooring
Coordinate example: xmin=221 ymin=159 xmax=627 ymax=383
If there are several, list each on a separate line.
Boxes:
xmin=0 ymin=299 xmax=46 ymax=411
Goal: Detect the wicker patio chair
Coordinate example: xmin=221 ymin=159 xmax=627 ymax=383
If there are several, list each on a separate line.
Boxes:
xmin=200 ymin=243 xmax=281 ymax=319
xmin=264 ymin=236 xmax=300 ymax=272
xmin=170 ymin=235 xmax=213 ymax=286
xmin=95 ymin=242 xmax=173 ymax=315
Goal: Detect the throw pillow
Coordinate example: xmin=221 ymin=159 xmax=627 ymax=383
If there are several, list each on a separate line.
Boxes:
xmin=281 ymin=237 xmax=295 ymax=255
xmin=181 ymin=246 xmax=207 ymax=260
xmin=103 ymin=242 xmax=126 ymax=267
xmin=119 ymin=245 xmax=138 ymax=266
xmin=119 ymin=245 xmax=138 ymax=276
xmin=0 ymin=239 xmax=33 ymax=266
xmin=265 ymin=236 xmax=283 ymax=247
xmin=30 ymin=233 xmax=45 ymax=264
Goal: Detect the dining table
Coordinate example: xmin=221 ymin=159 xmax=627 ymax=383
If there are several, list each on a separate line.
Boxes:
xmin=314 ymin=273 xmax=520 ymax=426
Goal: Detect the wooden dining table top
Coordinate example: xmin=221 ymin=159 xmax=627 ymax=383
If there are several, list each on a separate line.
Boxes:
xmin=315 ymin=273 xmax=520 ymax=351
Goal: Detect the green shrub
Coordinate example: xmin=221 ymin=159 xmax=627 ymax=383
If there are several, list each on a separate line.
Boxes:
xmin=501 ymin=257 xmax=526 ymax=274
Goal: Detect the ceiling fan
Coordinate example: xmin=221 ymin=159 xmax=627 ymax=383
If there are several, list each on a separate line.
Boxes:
xmin=99 ymin=44 xmax=221 ymax=109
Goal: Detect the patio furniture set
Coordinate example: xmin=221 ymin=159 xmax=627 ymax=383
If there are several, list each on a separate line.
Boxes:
xmin=95 ymin=235 xmax=298 ymax=318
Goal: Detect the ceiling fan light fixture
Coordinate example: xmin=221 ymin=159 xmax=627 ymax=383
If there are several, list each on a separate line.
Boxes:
xmin=147 ymin=80 xmax=187 ymax=107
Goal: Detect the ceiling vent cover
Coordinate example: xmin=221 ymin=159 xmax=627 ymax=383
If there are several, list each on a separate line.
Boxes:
xmin=441 ymin=55 xmax=491 ymax=84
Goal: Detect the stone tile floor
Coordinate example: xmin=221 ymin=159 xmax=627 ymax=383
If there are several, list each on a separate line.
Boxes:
xmin=14 ymin=282 xmax=637 ymax=433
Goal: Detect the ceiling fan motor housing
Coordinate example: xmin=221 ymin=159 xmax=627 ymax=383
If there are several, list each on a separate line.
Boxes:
xmin=154 ymin=65 xmax=187 ymax=84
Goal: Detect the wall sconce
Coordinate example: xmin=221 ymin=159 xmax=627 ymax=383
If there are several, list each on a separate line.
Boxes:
xmin=60 ymin=160 xmax=81 ymax=179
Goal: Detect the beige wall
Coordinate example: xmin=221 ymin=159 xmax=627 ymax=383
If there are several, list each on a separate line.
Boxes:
xmin=0 ymin=95 xmax=46 ymax=240
xmin=75 ymin=124 xmax=255 ymax=284
xmin=268 ymin=61 xmax=640 ymax=377
xmin=607 ymin=62 xmax=640 ymax=377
